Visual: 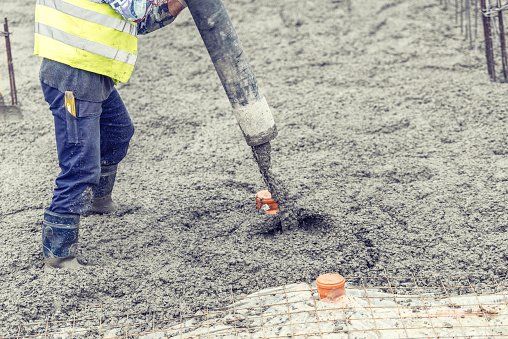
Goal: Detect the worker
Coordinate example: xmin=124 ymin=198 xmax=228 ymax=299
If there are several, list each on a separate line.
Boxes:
xmin=34 ymin=0 xmax=187 ymax=268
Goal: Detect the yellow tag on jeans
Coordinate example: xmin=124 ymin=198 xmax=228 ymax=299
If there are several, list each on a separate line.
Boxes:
xmin=64 ymin=91 xmax=77 ymax=117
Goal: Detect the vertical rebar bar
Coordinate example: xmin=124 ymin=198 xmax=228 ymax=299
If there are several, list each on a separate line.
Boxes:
xmin=475 ymin=0 xmax=480 ymax=48
xmin=466 ymin=0 xmax=470 ymax=40
xmin=497 ymin=0 xmax=508 ymax=80
xmin=467 ymin=0 xmax=473 ymax=47
xmin=456 ymin=0 xmax=460 ymax=24
xmin=3 ymin=18 xmax=17 ymax=106
xmin=481 ymin=0 xmax=497 ymax=80
xmin=461 ymin=0 xmax=465 ymax=33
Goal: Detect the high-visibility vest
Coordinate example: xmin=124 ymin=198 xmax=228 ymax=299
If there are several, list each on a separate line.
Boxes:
xmin=34 ymin=0 xmax=138 ymax=83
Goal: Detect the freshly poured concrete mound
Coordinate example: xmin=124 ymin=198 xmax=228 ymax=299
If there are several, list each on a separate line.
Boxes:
xmin=97 ymin=283 xmax=508 ymax=338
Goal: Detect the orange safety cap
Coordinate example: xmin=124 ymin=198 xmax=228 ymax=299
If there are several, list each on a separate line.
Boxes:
xmin=316 ymin=273 xmax=346 ymax=300
xmin=255 ymin=190 xmax=279 ymax=215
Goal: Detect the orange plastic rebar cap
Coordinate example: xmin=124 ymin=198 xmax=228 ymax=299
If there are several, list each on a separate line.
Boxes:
xmin=255 ymin=190 xmax=279 ymax=215
xmin=256 ymin=190 xmax=272 ymax=199
xmin=316 ymin=273 xmax=346 ymax=287
xmin=316 ymin=273 xmax=346 ymax=300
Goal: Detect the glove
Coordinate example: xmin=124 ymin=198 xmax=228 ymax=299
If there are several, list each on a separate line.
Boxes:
xmin=167 ymin=0 xmax=187 ymax=17
xmin=137 ymin=0 xmax=185 ymax=35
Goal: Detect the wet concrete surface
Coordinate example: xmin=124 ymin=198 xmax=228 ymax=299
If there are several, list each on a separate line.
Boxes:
xmin=0 ymin=0 xmax=507 ymax=334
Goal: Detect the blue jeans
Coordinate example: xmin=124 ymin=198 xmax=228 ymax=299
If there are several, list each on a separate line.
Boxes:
xmin=42 ymin=82 xmax=134 ymax=215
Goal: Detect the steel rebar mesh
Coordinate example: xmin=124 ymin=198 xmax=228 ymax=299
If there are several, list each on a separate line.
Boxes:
xmin=439 ymin=0 xmax=481 ymax=49
xmin=441 ymin=0 xmax=508 ymax=81
xmin=5 ymin=273 xmax=507 ymax=338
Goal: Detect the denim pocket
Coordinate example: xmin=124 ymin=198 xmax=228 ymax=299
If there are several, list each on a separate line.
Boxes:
xmin=76 ymin=100 xmax=102 ymax=118
xmin=64 ymin=100 xmax=102 ymax=145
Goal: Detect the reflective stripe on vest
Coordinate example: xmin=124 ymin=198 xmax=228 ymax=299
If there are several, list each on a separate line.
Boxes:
xmin=34 ymin=0 xmax=138 ymax=83
xmin=35 ymin=23 xmax=136 ymax=65
xmin=37 ymin=0 xmax=137 ymax=36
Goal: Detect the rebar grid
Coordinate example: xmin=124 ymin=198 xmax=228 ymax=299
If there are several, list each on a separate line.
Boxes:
xmin=5 ymin=273 xmax=507 ymax=338
xmin=441 ymin=0 xmax=508 ymax=80
xmin=483 ymin=0 xmax=508 ymax=15
xmin=1 ymin=18 xmax=18 ymax=106
xmin=440 ymin=0 xmax=480 ymax=49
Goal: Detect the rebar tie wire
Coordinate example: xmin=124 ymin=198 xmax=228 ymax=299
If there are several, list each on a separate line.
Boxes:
xmin=483 ymin=1 xmax=508 ymax=16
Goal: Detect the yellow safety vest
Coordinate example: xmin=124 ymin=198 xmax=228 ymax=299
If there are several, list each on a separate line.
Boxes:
xmin=34 ymin=0 xmax=138 ymax=83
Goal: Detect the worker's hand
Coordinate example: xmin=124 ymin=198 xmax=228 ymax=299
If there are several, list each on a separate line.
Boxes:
xmin=167 ymin=0 xmax=187 ymax=16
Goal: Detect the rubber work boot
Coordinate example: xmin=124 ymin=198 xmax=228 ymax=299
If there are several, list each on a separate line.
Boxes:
xmin=89 ymin=164 xmax=118 ymax=214
xmin=42 ymin=211 xmax=79 ymax=268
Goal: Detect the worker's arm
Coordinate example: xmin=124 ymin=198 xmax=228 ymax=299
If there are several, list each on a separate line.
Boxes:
xmin=137 ymin=1 xmax=182 ymax=35
xmin=101 ymin=0 xmax=151 ymax=22
xmin=102 ymin=0 xmax=185 ymax=35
